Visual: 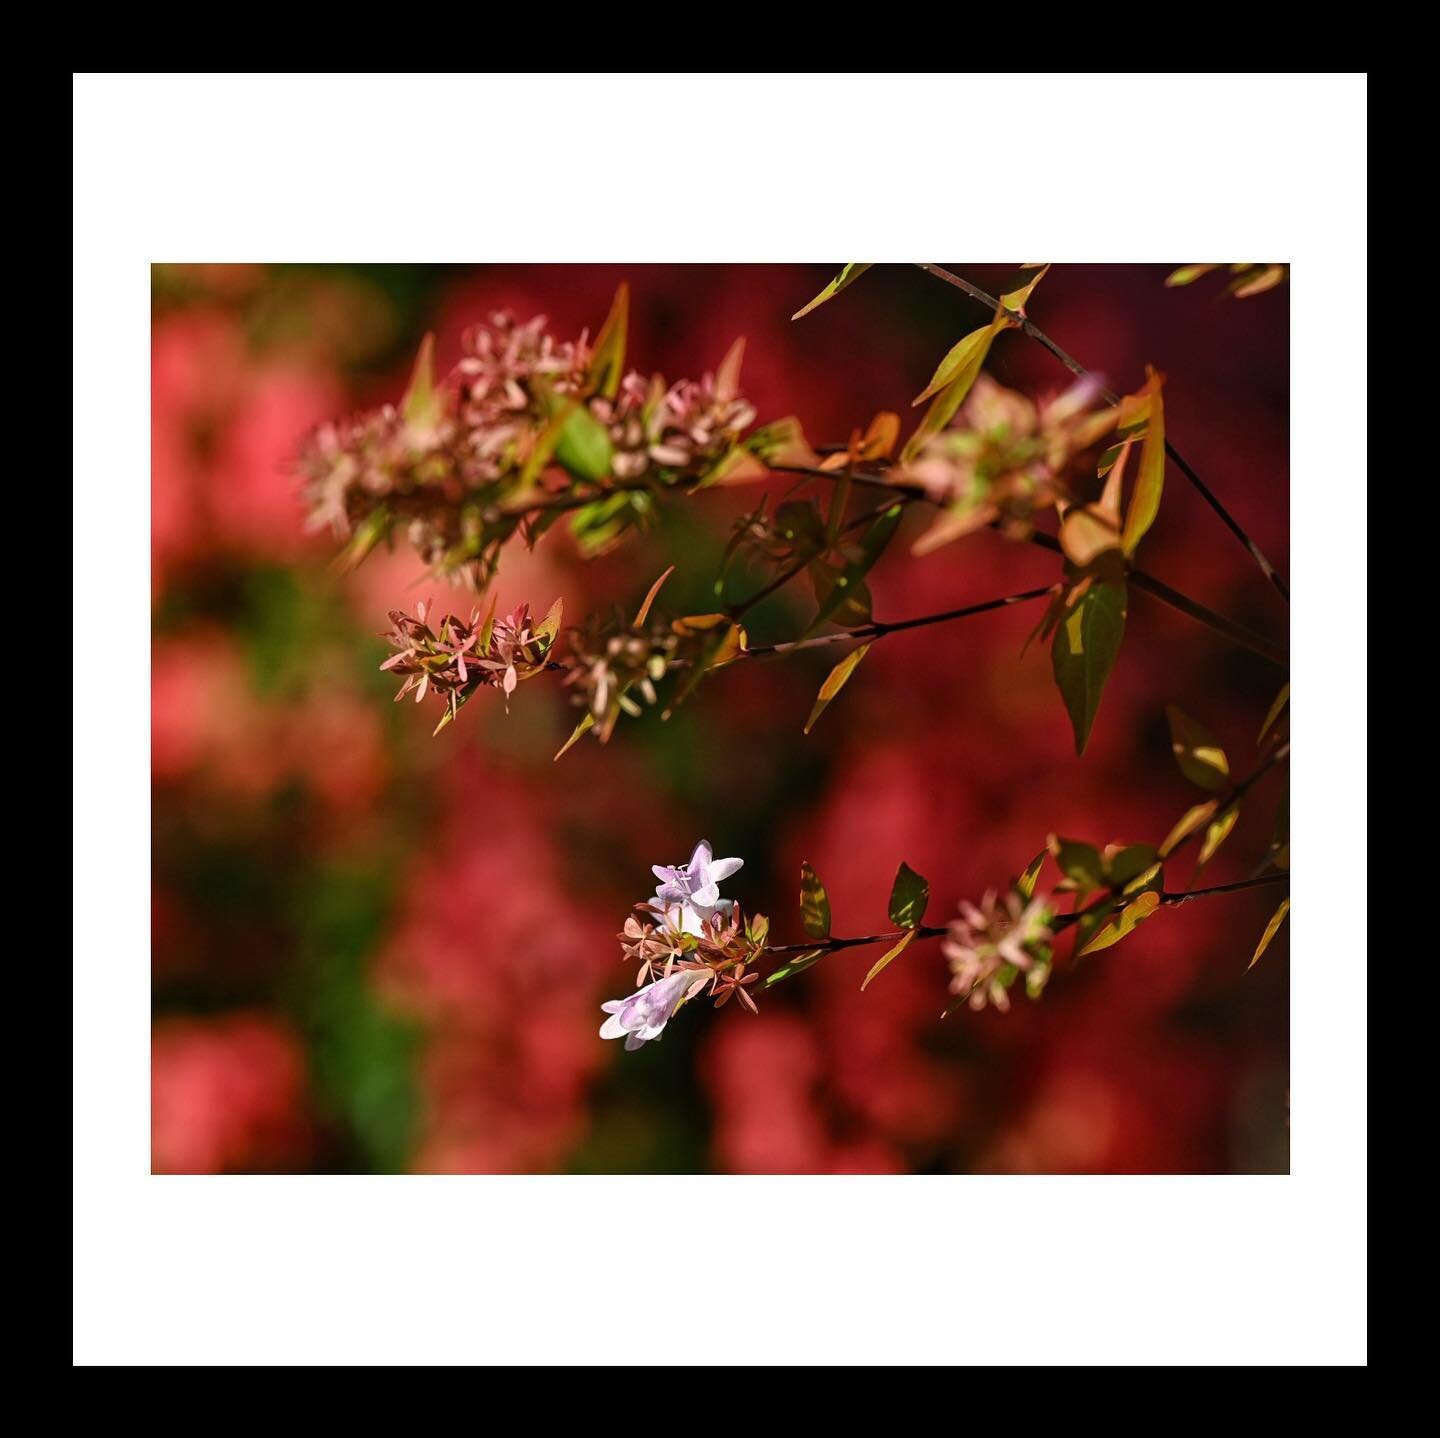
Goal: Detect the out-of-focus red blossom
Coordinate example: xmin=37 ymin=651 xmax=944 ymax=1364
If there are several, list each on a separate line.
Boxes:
xmin=152 ymin=1014 xmax=312 ymax=1173
xmin=151 ymin=631 xmax=386 ymax=813
xmin=375 ymin=765 xmax=617 ymax=1173
xmin=151 ymin=309 xmax=340 ymax=586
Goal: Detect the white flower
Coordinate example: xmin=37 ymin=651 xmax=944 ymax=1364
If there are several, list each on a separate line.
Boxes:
xmin=650 ymin=839 xmax=743 ymax=935
xmin=599 ymin=969 xmax=709 ymax=1051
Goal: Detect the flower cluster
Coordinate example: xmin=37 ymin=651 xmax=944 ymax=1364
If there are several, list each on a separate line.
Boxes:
xmin=380 ymin=597 xmax=562 ymax=732
xmin=592 ymin=368 xmax=758 ymax=483
xmin=942 ymin=888 xmax=1055 ymax=1013
xmin=904 ymin=375 xmax=1118 ymax=550
xmin=298 ymin=305 xmax=763 ymax=591
xmin=562 ymin=613 xmax=679 ymax=743
xmin=601 ymin=842 xmax=765 ymax=1050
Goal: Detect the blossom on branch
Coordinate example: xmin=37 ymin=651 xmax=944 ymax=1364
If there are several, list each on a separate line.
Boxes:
xmin=942 ymin=889 xmax=1055 ymax=1013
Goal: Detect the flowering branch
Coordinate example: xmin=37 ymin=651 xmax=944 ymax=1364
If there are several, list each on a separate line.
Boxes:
xmin=915 ymin=263 xmax=1291 ymax=603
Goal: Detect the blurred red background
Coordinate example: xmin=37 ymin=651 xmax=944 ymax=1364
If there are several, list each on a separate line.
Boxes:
xmin=151 ymin=262 xmax=1289 ymax=1174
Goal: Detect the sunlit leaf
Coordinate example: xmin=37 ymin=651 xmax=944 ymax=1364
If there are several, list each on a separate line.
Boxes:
xmin=804 ymin=642 xmax=872 ymax=735
xmin=1121 ymin=369 xmax=1166 ymax=556
xmin=887 ymin=862 xmax=930 ymax=929
xmin=666 ymin=618 xmax=747 ymax=710
xmin=861 ymin=929 xmax=917 ymax=992
xmin=809 ymin=564 xmax=872 ymax=628
xmin=900 ymin=306 xmax=1009 ymax=464
xmin=715 ymin=336 xmax=746 ymax=402
xmin=1258 ymin=682 xmax=1290 ymax=744
xmin=1060 ymin=442 xmax=1129 ymax=566
xmin=1230 ymin=264 xmax=1286 ymax=298
xmin=764 ymin=949 xmax=823 ymax=987
xmin=1017 ymin=850 xmax=1047 ymax=901
xmin=585 ymin=282 xmax=629 ymax=398
xmin=553 ymin=710 xmax=596 ymax=761
xmin=1166 ymin=705 xmax=1230 ymax=791
xmin=532 ymin=597 xmax=564 ymax=651
xmin=1199 ymin=805 xmax=1239 ymax=865
xmin=792 ymin=263 xmax=874 ymax=320
xmin=401 ymin=332 xmax=440 ymax=428
xmin=1159 ymin=800 xmax=1219 ymax=858
xmin=800 ymin=861 xmax=831 ymax=939
xmin=1165 ymin=264 xmax=1219 ymax=288
xmin=743 ymin=416 xmax=820 ymax=470
xmin=1000 ymin=263 xmax=1050 ymax=315
xmin=334 ymin=505 xmax=392 ymax=573
xmin=1077 ymin=890 xmax=1162 ymax=956
xmin=633 ymin=566 xmax=675 ymax=628
xmin=1248 ymin=898 xmax=1290 ymax=969
xmin=1051 ymin=580 xmax=1127 ymax=754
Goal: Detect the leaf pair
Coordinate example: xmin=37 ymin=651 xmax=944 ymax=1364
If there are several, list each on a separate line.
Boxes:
xmin=861 ymin=862 xmax=931 ymax=991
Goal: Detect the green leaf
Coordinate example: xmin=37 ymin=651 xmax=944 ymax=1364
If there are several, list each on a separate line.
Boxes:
xmin=532 ymin=597 xmax=564 ymax=651
xmin=553 ymin=710 xmax=595 ymax=761
xmin=763 ymin=949 xmax=823 ymax=987
xmin=1165 ymin=705 xmax=1230 ymax=791
xmin=1050 ymin=580 xmax=1127 ymax=754
xmin=1165 ymin=264 xmax=1219 ymax=288
xmin=585 ymin=282 xmax=629 ymax=398
xmin=1121 ymin=369 xmax=1165 ymax=556
xmin=1106 ymin=843 xmax=1160 ymax=890
xmin=1248 ymin=898 xmax=1290 ymax=969
xmin=401 ymin=332 xmax=440 ymax=427
xmin=808 ymin=564 xmax=872 ymax=628
xmin=792 ymin=263 xmax=873 ymax=320
xmin=1016 ymin=850 xmax=1047 ymax=901
xmin=1077 ymin=890 xmax=1162 ymax=956
xmin=799 ymin=861 xmax=831 ymax=940
xmin=553 ymin=402 xmax=614 ymax=484
xmin=333 ymin=504 xmax=392 ymax=573
xmin=808 ymin=503 xmax=903 ymax=632
xmin=1199 ymin=805 xmax=1239 ymax=865
xmin=1258 ymin=682 xmax=1290 ymax=745
xmin=1000 ymin=263 xmax=1049 ymax=315
xmin=1159 ymin=800 xmax=1219 ymax=858
xmin=887 ymin=862 xmax=930 ymax=929
xmin=901 ymin=306 xmax=1009 ymax=464
xmin=1049 ymin=837 xmax=1105 ymax=893
xmin=804 ymin=642 xmax=872 ymax=735
xmin=861 ymin=929 xmax=916 ymax=992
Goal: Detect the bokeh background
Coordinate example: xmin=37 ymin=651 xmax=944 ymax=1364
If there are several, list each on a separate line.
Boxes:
xmin=151 ymin=262 xmax=1289 ymax=1174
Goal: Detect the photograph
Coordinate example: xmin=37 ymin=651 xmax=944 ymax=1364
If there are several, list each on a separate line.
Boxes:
xmin=74 ymin=72 xmax=1366 ymax=1369
xmin=150 ymin=260 xmax=1292 ymax=1176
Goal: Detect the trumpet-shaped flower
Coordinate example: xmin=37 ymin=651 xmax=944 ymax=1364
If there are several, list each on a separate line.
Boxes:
xmin=599 ymin=968 xmax=710 ymax=1051
xmin=651 ymin=839 xmax=743 ymax=935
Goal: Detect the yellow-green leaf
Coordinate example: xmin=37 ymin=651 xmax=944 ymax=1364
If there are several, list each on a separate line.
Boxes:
xmin=553 ymin=402 xmax=614 ymax=484
xmin=1077 ymin=890 xmax=1162 ymax=956
xmin=1049 ymin=836 xmax=1106 ymax=892
xmin=900 ymin=306 xmax=1009 ymax=464
xmin=1159 ymin=800 xmax=1219 ymax=858
xmin=586 ymin=282 xmax=629 ymax=398
xmin=792 ymin=263 xmax=874 ymax=320
xmin=1258 ymin=683 xmax=1290 ymax=744
xmin=1165 ymin=264 xmax=1219 ymax=288
xmin=1248 ymin=898 xmax=1290 ymax=969
xmin=1199 ymin=806 xmax=1239 ymax=865
xmin=800 ymin=860 xmax=831 ymax=940
xmin=1017 ymin=850 xmax=1047 ymax=901
xmin=553 ymin=710 xmax=595 ymax=761
xmin=532 ymin=597 xmax=564 ymax=651
xmin=401 ymin=333 xmax=439 ymax=427
xmin=887 ymin=862 xmax=930 ymax=929
xmin=861 ymin=929 xmax=916 ymax=992
xmin=1121 ymin=369 xmax=1165 ymax=556
xmin=1000 ymin=263 xmax=1049 ymax=315
xmin=804 ymin=642 xmax=872 ymax=735
xmin=764 ymin=949 xmax=823 ymax=987
xmin=1166 ymin=705 xmax=1230 ymax=791
xmin=1051 ymin=580 xmax=1127 ymax=754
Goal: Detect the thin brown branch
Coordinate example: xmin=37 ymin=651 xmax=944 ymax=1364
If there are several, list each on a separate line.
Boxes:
xmin=765 ymin=873 xmax=1290 ymax=959
xmin=915 ymin=263 xmax=1290 ymax=602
